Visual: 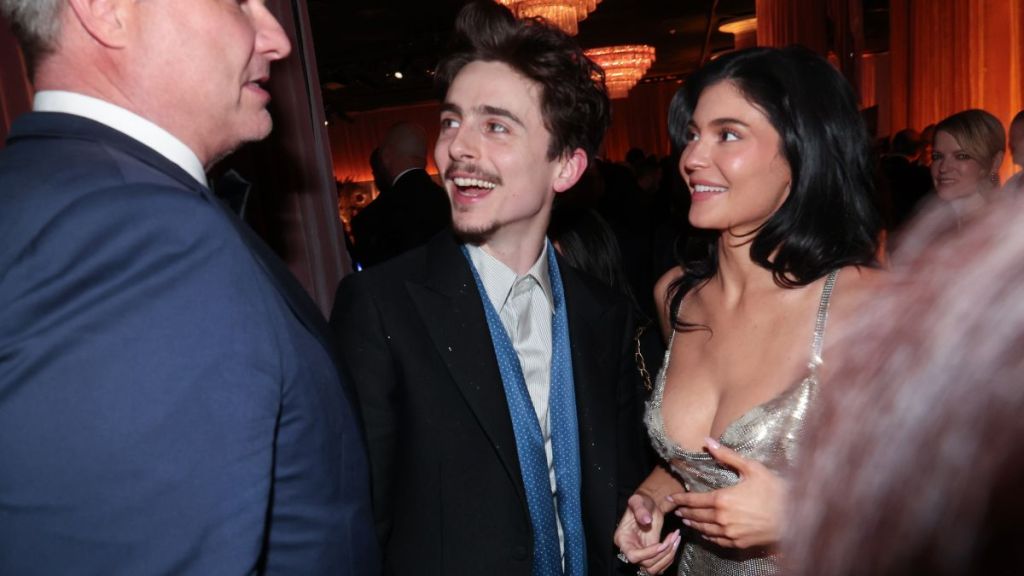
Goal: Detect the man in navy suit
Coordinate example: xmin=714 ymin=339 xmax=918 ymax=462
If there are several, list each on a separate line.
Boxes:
xmin=0 ymin=1 xmax=378 ymax=574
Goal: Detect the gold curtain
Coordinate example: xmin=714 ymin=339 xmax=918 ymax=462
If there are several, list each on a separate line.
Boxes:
xmin=755 ymin=0 xmax=828 ymax=54
xmin=890 ymin=0 xmax=1024 ymax=178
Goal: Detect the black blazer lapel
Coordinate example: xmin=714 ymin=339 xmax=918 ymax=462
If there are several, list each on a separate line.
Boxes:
xmin=406 ymin=234 xmax=527 ymax=503
xmin=561 ymin=260 xmax=620 ymax=571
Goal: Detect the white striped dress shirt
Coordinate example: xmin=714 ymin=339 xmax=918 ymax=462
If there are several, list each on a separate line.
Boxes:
xmin=465 ymin=243 xmax=566 ymax=558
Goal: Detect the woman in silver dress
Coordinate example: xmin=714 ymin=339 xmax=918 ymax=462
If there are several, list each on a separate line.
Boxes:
xmin=613 ymin=46 xmax=882 ymax=575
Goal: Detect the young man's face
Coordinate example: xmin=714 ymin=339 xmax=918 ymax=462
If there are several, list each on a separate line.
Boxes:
xmin=435 ymin=60 xmax=582 ymax=247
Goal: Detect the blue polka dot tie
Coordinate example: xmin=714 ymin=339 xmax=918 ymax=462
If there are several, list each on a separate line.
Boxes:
xmin=463 ymin=244 xmax=587 ymax=576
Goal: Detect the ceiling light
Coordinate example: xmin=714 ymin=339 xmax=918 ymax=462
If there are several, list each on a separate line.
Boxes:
xmin=496 ymin=0 xmax=601 ymax=36
xmin=585 ymin=45 xmax=656 ymax=99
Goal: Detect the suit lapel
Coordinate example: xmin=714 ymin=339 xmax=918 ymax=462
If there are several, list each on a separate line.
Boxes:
xmin=406 ymin=234 xmax=526 ymax=502
xmin=561 ymin=260 xmax=618 ymax=567
xmin=11 ymin=113 xmax=341 ymax=373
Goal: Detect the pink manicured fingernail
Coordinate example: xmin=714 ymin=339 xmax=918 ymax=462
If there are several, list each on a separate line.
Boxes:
xmin=682 ymin=519 xmax=692 ymax=526
xmin=705 ymin=436 xmax=721 ymax=450
xmin=665 ymin=495 xmax=674 ymax=502
xmin=657 ymin=539 xmax=670 ymax=552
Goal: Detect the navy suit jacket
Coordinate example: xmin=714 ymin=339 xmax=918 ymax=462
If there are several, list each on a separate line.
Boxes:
xmin=0 ymin=112 xmax=379 ymax=575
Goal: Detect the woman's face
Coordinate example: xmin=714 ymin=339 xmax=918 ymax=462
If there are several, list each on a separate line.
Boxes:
xmin=931 ymin=130 xmax=990 ymax=201
xmin=679 ymin=80 xmax=792 ymax=239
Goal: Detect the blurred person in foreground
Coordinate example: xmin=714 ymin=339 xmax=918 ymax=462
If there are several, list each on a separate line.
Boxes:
xmin=330 ymin=1 xmax=647 ymax=573
xmin=784 ymin=197 xmax=1024 ymax=576
xmin=0 ymin=0 xmax=377 ymax=573
xmin=613 ymin=46 xmax=881 ymax=575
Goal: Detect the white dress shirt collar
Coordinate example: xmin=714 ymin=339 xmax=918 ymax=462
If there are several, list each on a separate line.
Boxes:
xmin=390 ymin=167 xmax=420 ymax=187
xmin=466 ymin=242 xmax=554 ymax=314
xmin=33 ymin=90 xmax=208 ymax=187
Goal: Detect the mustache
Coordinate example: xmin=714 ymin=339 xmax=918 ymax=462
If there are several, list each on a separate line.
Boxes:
xmin=444 ymin=162 xmax=503 ymax=186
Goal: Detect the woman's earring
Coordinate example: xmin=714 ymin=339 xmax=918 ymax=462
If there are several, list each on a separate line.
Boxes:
xmin=991 ymin=172 xmax=1000 ymax=184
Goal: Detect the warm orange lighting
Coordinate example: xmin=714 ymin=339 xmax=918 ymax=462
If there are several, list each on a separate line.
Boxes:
xmin=718 ymin=16 xmax=757 ymax=51
xmin=585 ymin=45 xmax=656 ymax=99
xmin=718 ymin=16 xmax=757 ymax=36
xmin=496 ymin=0 xmax=601 ymax=36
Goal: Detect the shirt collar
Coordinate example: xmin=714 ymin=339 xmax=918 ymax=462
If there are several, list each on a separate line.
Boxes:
xmin=390 ymin=167 xmax=420 ymax=186
xmin=33 ymin=90 xmax=208 ymax=187
xmin=466 ymin=242 xmax=554 ymax=314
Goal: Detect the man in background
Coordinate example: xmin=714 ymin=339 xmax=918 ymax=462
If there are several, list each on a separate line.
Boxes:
xmin=1004 ymin=110 xmax=1024 ymax=195
xmin=879 ymin=128 xmax=933 ymax=230
xmin=0 ymin=0 xmax=377 ymax=573
xmin=350 ymin=122 xmax=451 ymax=267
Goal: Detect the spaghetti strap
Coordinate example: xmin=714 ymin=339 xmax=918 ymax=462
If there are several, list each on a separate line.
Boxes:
xmin=809 ymin=269 xmax=840 ymax=369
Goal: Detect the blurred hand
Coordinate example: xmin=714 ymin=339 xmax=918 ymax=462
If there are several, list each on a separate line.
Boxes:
xmin=668 ymin=437 xmax=785 ymax=549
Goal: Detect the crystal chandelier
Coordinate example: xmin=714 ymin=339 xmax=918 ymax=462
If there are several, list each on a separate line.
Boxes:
xmin=496 ymin=0 xmax=601 ymax=36
xmin=584 ymin=45 xmax=656 ymax=99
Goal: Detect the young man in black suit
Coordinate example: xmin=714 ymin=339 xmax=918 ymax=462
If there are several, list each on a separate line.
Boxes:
xmin=331 ymin=2 xmax=647 ymax=574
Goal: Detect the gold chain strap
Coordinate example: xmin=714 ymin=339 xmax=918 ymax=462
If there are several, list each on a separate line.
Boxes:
xmin=634 ymin=324 xmax=653 ymax=393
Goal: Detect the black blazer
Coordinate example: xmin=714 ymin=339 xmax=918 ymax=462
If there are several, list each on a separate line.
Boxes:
xmin=350 ymin=168 xmax=451 ymax=268
xmin=331 ymin=231 xmax=648 ymax=575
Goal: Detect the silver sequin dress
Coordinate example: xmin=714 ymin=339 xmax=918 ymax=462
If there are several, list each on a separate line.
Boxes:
xmin=644 ymin=270 xmax=838 ymax=576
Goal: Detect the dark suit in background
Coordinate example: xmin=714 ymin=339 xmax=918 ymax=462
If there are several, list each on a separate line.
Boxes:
xmin=331 ymin=233 xmax=648 ymax=574
xmin=0 ymin=112 xmax=378 ymax=575
xmin=350 ymin=167 xmax=450 ymax=267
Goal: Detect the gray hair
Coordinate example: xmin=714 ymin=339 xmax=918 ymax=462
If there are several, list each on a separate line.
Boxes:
xmin=0 ymin=0 xmax=65 ymax=69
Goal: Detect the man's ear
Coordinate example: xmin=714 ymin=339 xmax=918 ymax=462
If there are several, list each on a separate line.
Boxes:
xmin=67 ymin=0 xmax=131 ymax=49
xmin=552 ymin=148 xmax=588 ymax=194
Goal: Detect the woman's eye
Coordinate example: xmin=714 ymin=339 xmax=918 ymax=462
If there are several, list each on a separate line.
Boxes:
xmin=684 ymin=130 xmax=699 ymax=142
xmin=721 ymin=130 xmax=739 ymax=142
xmin=955 ymin=153 xmax=972 ymax=161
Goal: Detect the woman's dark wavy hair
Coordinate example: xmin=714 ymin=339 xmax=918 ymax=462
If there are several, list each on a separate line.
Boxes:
xmin=434 ymin=0 xmax=610 ymax=162
xmin=666 ymin=46 xmax=880 ymax=330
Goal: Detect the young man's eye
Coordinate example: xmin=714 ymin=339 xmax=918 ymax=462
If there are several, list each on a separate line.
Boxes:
xmin=440 ymin=117 xmax=461 ymax=130
xmin=487 ymin=122 xmax=508 ymax=133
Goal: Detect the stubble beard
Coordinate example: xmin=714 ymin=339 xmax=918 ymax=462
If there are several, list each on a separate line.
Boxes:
xmin=453 ymin=213 xmax=499 ymax=246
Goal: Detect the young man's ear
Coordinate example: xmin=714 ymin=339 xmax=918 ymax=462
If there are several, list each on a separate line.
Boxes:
xmin=553 ymin=148 xmax=588 ymax=194
xmin=67 ymin=0 xmax=131 ymax=49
